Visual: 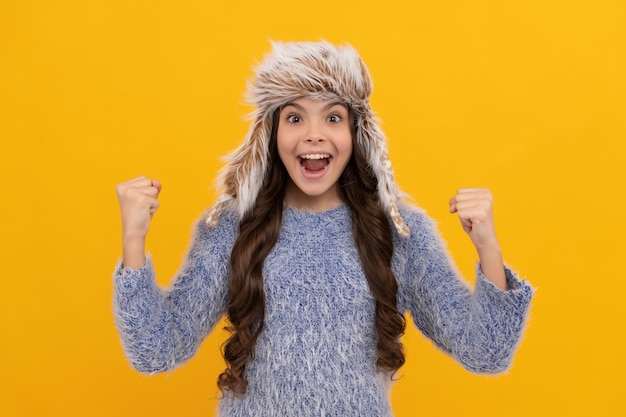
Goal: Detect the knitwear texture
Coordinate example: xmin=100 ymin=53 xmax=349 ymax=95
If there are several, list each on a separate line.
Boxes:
xmin=113 ymin=203 xmax=534 ymax=417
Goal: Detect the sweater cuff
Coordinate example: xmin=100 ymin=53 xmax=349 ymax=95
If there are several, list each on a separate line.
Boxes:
xmin=113 ymin=255 xmax=155 ymax=295
xmin=475 ymin=264 xmax=535 ymax=309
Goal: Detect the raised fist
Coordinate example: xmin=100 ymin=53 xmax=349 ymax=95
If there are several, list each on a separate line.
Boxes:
xmin=116 ymin=176 xmax=162 ymax=240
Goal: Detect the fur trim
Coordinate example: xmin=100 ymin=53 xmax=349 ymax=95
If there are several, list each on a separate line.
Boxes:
xmin=206 ymin=41 xmax=409 ymax=237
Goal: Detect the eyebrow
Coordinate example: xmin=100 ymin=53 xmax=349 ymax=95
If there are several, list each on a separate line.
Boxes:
xmin=282 ymin=101 xmax=348 ymax=112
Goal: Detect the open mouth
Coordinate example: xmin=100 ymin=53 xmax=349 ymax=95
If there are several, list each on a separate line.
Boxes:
xmin=299 ymin=153 xmax=331 ymax=173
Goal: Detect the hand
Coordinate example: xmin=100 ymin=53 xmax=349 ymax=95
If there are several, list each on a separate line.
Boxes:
xmin=116 ymin=176 xmax=162 ymax=240
xmin=449 ymin=188 xmax=500 ymax=252
xmin=449 ymin=188 xmax=507 ymax=290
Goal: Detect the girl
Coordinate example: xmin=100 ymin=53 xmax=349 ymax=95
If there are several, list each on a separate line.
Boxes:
xmin=113 ymin=41 xmax=533 ymax=416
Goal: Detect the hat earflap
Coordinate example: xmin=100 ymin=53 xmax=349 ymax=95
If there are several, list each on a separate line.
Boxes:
xmin=206 ymin=110 xmax=273 ymax=227
xmin=357 ymin=109 xmax=410 ymax=237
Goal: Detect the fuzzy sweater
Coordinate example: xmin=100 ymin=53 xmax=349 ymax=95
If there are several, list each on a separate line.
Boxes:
xmin=113 ymin=203 xmax=534 ymax=417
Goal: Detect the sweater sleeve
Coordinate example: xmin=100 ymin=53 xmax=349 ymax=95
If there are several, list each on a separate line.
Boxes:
xmin=112 ymin=213 xmax=236 ymax=374
xmin=395 ymin=208 xmax=534 ymax=374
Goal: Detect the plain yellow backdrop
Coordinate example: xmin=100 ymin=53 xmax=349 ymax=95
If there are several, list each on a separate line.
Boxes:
xmin=1 ymin=1 xmax=624 ymax=416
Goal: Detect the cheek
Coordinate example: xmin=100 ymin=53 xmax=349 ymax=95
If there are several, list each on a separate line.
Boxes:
xmin=340 ymin=132 xmax=354 ymax=160
xmin=276 ymin=135 xmax=299 ymax=172
xmin=277 ymin=124 xmax=298 ymax=146
xmin=276 ymin=144 xmax=290 ymax=168
xmin=346 ymin=139 xmax=354 ymax=156
xmin=276 ymin=129 xmax=290 ymax=159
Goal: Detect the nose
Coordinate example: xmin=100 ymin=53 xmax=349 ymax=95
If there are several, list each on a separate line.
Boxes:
xmin=306 ymin=137 xmax=325 ymax=143
xmin=305 ymin=121 xmax=325 ymax=143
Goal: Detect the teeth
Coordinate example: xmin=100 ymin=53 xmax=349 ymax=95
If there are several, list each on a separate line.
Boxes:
xmin=300 ymin=154 xmax=330 ymax=160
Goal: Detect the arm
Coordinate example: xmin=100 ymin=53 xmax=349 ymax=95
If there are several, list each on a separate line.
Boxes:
xmin=112 ymin=177 xmax=234 ymax=373
xmin=396 ymin=201 xmax=534 ymax=373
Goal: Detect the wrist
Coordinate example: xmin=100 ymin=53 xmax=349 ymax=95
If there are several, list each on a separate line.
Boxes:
xmin=122 ymin=231 xmax=147 ymax=244
xmin=476 ymin=243 xmax=502 ymax=259
xmin=476 ymin=245 xmax=507 ymax=291
xmin=122 ymin=235 xmax=146 ymax=270
xmin=473 ymin=236 xmax=501 ymax=256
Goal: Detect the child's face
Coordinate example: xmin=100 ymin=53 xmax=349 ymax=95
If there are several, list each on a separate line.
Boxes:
xmin=277 ymin=97 xmax=353 ymax=211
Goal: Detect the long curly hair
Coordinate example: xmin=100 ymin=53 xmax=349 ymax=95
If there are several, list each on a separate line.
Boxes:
xmin=217 ymin=109 xmax=406 ymax=395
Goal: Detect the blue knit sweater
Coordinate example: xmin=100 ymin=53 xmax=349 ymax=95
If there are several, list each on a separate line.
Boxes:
xmin=113 ymin=203 xmax=533 ymax=416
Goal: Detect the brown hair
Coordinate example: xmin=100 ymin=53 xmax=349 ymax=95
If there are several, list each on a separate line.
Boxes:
xmin=217 ymin=109 xmax=405 ymax=394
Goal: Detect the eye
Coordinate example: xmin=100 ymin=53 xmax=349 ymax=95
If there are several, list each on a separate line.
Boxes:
xmin=286 ymin=113 xmax=301 ymax=123
xmin=327 ymin=114 xmax=343 ymax=123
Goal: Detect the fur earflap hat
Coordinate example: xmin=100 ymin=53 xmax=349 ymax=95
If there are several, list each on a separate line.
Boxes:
xmin=206 ymin=40 xmax=410 ymax=237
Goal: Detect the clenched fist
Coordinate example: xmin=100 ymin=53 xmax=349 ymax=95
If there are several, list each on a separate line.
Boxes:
xmin=116 ymin=176 xmax=162 ymax=269
xmin=449 ymin=188 xmax=507 ymax=290
xmin=449 ymin=188 xmax=500 ymax=250
xmin=116 ymin=176 xmax=162 ymax=239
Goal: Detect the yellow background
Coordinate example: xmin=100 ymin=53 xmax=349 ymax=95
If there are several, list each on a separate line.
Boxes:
xmin=1 ymin=1 xmax=624 ymax=416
